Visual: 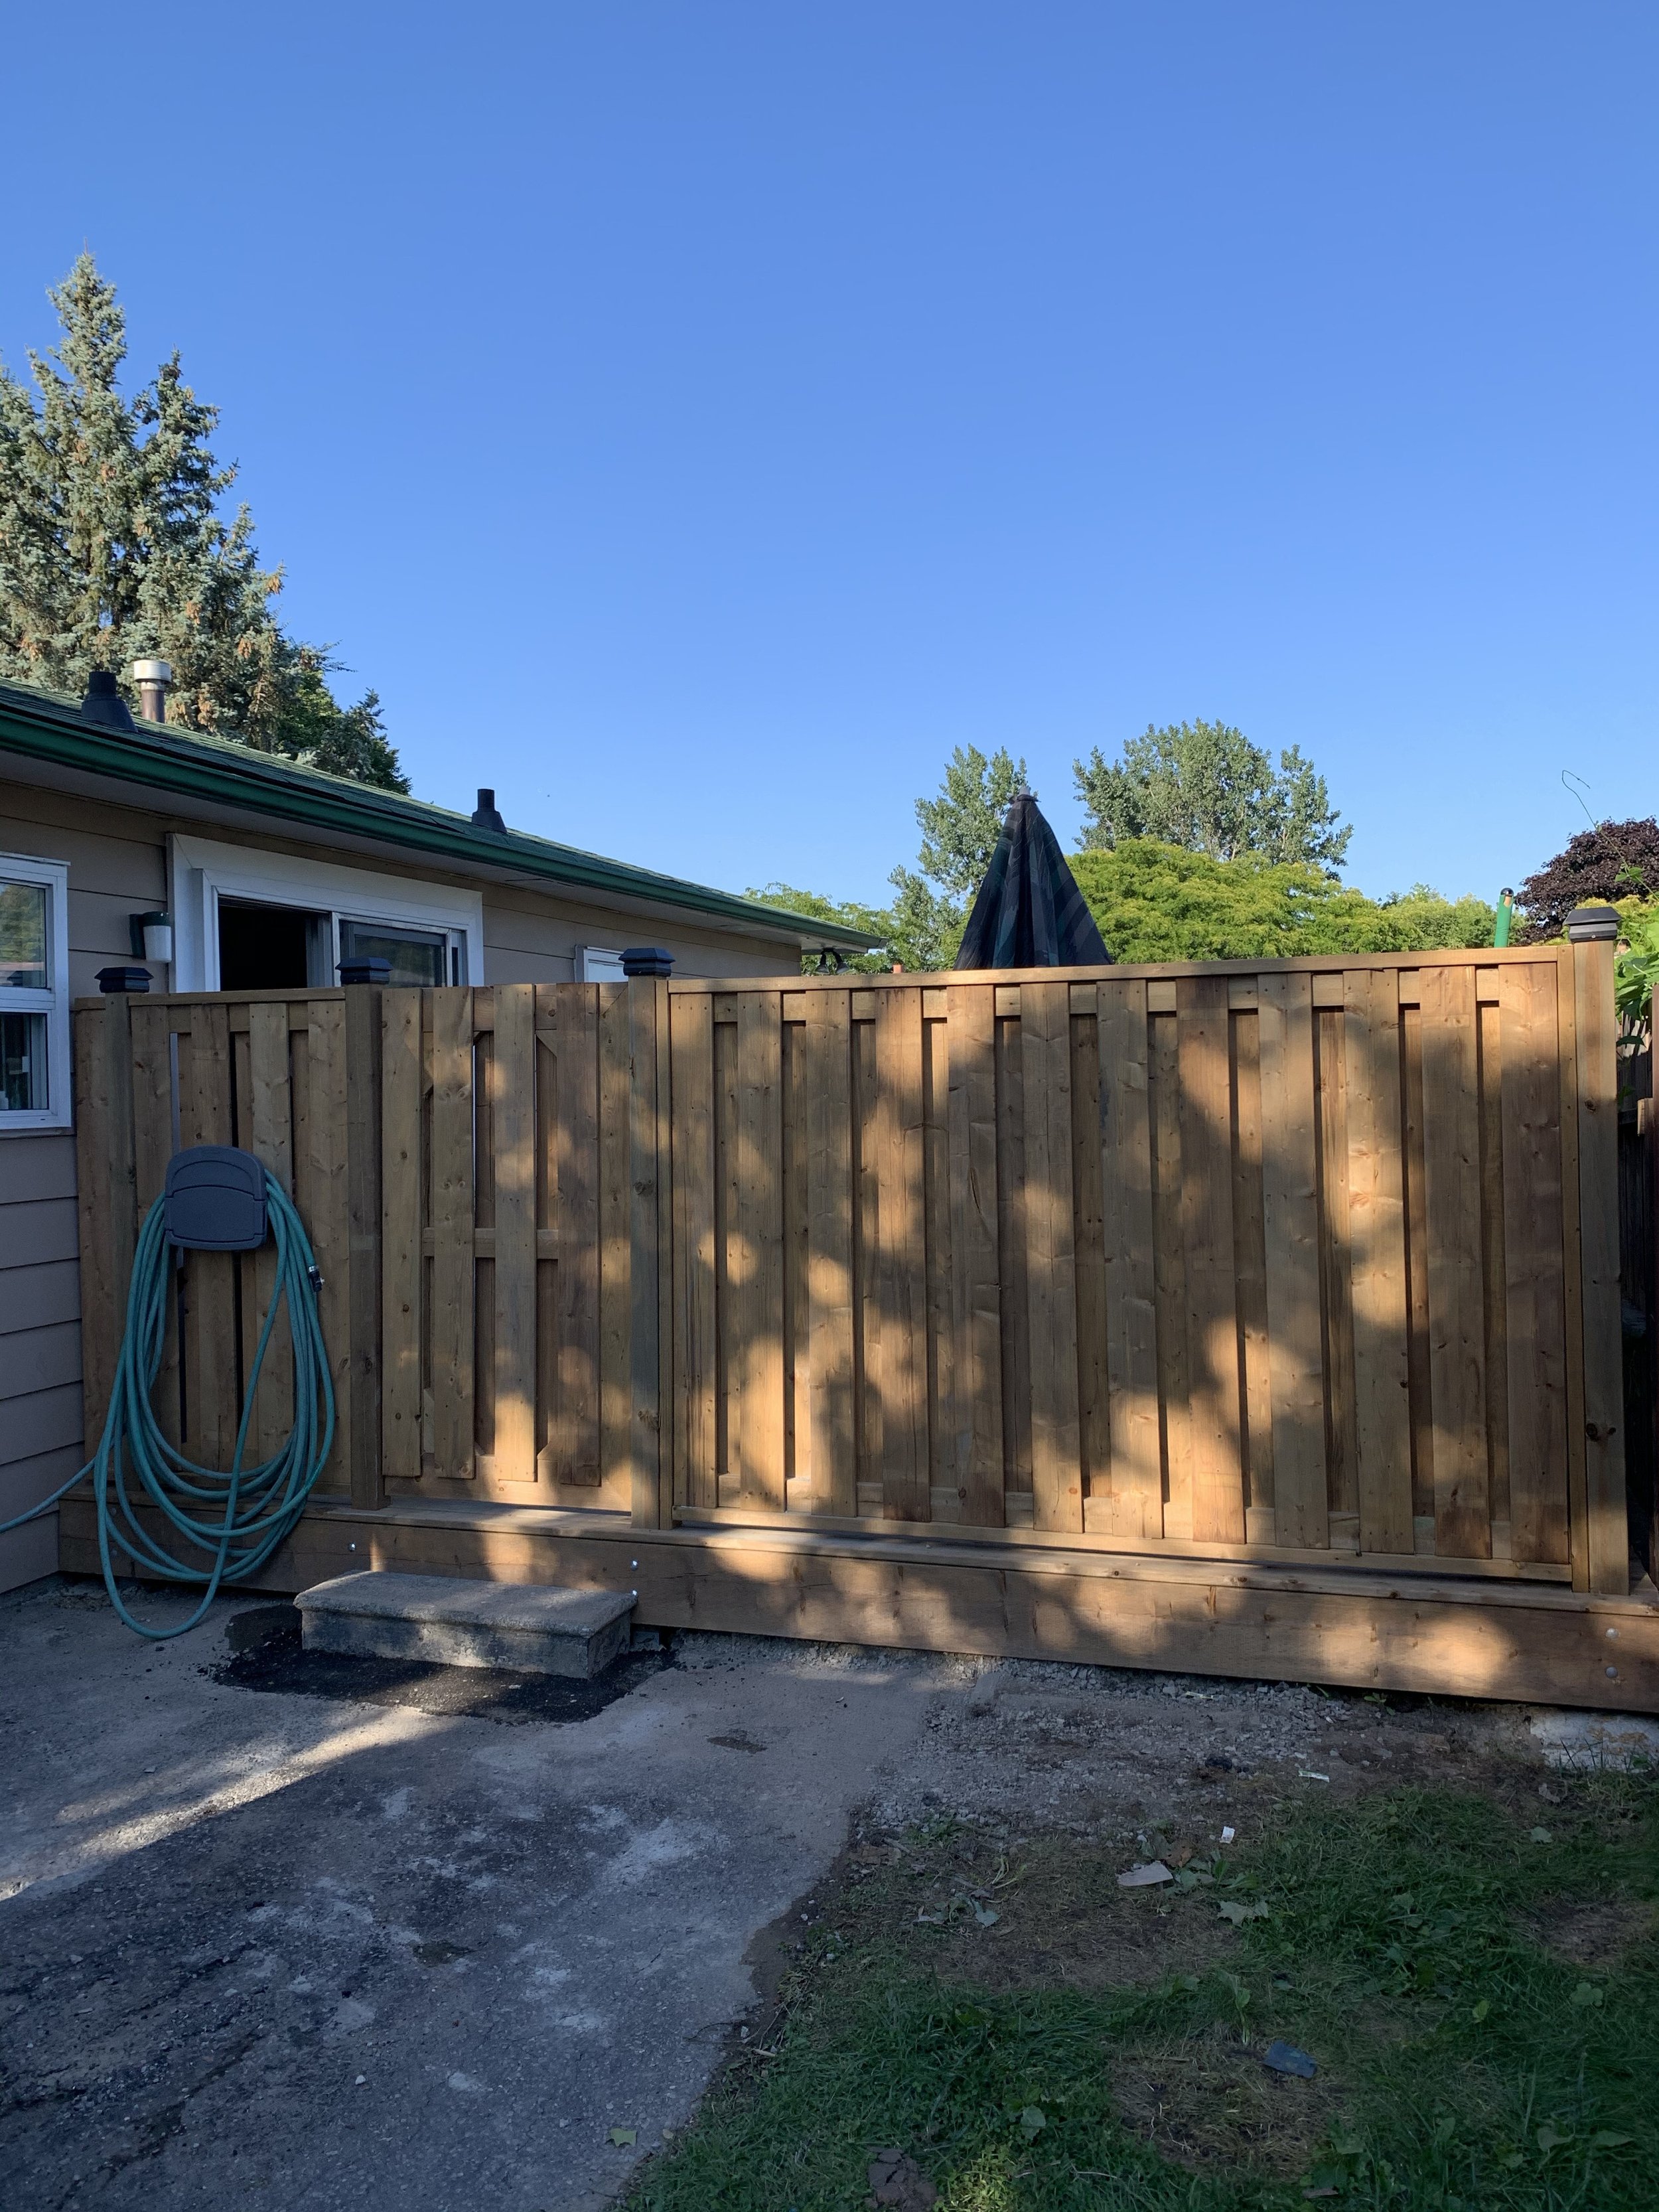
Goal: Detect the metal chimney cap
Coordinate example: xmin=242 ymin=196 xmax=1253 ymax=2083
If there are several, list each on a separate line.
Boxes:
xmin=131 ymin=658 xmax=173 ymax=684
xmin=79 ymin=670 xmax=136 ymax=732
xmin=1565 ymin=905 xmax=1621 ymax=943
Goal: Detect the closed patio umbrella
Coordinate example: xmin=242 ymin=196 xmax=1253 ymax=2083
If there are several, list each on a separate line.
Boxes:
xmin=954 ymin=789 xmax=1110 ymax=970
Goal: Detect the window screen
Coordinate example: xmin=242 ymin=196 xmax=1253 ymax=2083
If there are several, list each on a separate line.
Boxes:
xmin=338 ymin=919 xmax=448 ymax=987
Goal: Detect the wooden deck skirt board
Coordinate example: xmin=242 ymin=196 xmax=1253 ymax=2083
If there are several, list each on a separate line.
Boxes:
xmin=58 ymin=1497 xmax=1659 ymax=1715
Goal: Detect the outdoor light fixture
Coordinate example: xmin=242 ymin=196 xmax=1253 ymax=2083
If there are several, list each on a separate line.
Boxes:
xmin=1565 ymin=906 xmax=1621 ymax=943
xmin=129 ymin=911 xmax=173 ymax=965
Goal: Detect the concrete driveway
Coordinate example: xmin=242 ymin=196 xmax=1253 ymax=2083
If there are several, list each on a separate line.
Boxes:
xmin=0 ymin=1578 xmax=944 ymax=2212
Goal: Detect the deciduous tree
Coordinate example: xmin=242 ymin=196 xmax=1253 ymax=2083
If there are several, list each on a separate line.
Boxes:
xmin=1072 ymin=719 xmax=1349 ymax=872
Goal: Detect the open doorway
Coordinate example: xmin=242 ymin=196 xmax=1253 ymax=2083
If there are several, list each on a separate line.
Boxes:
xmin=217 ymin=900 xmax=323 ymax=990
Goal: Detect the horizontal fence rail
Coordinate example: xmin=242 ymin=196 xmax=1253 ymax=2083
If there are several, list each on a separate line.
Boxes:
xmin=72 ymin=945 xmax=1630 ymax=1595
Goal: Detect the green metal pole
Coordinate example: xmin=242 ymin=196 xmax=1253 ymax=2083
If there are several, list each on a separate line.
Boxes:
xmin=1493 ymin=888 xmax=1514 ymax=948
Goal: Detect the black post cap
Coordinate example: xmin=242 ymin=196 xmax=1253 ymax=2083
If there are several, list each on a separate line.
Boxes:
xmin=80 ymin=670 xmax=137 ymax=732
xmin=96 ymin=964 xmax=151 ymax=994
xmin=620 ymin=947 xmax=674 ymax=978
xmin=338 ymin=955 xmax=393 ymax=986
xmin=1565 ymin=905 xmax=1621 ymax=943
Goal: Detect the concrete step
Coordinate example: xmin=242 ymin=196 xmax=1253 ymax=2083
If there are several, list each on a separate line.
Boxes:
xmin=297 ymin=1572 xmax=633 ymax=1679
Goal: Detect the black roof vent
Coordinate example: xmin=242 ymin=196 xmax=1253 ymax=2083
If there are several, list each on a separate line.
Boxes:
xmin=470 ymin=786 xmax=508 ymax=835
xmin=80 ymin=670 xmax=136 ymax=733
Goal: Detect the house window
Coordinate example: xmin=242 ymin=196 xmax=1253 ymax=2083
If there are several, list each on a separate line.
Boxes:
xmin=0 ymin=853 xmax=70 ymax=1132
xmin=169 ymin=835 xmax=484 ymax=992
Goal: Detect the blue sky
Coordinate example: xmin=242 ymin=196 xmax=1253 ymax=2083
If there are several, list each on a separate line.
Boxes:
xmin=5 ymin=4 xmax=1654 ymax=909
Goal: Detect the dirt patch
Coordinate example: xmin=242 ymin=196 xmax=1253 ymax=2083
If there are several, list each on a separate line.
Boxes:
xmin=1523 ymin=1893 xmax=1655 ymax=1971
xmin=1111 ymin=2018 xmax=1338 ymax=2177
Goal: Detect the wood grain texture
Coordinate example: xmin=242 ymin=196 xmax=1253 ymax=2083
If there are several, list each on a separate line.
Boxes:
xmin=1498 ymin=962 xmax=1571 ymax=1564
xmin=129 ymin=1002 xmax=180 ymax=1450
xmin=1477 ymin=998 xmax=1512 ymax=1538
xmin=1149 ymin=1010 xmax=1190 ymax=1536
xmin=1177 ymin=976 xmax=1244 ymax=1542
xmin=379 ymin=990 xmax=423 ymax=1487
xmin=628 ymin=978 xmax=667 ymax=1526
xmin=1315 ymin=1007 xmax=1358 ymax=1520
xmin=182 ymin=1003 xmax=234 ymax=1470
xmin=1070 ymin=1009 xmax=1109 ymax=1520
xmin=1229 ymin=1007 xmax=1273 ymax=1527
xmin=428 ymin=988 xmax=476 ymax=1479
xmin=1097 ymin=980 xmax=1161 ymax=1539
xmin=491 ymin=984 xmax=538 ymax=1484
xmin=670 ymin=991 xmax=718 ymax=1511
xmin=1417 ymin=964 xmax=1490 ymax=1558
xmin=547 ymin=986 xmax=601 ymax=1487
xmin=1573 ymin=938 xmax=1628 ymax=1592
xmin=873 ymin=988 xmax=929 ymax=1520
xmin=246 ymin=999 xmax=295 ymax=1466
xmin=1021 ymin=980 xmax=1083 ymax=1533
xmin=1257 ymin=973 xmax=1329 ymax=1548
xmin=72 ymin=1003 xmax=117 ymax=1444
xmin=1344 ymin=970 xmax=1413 ymax=1553
xmin=1400 ymin=1002 xmax=1435 ymax=1534
xmin=597 ymin=984 xmax=632 ymax=1503
xmin=807 ymin=990 xmax=857 ymax=1516
xmin=339 ymin=990 xmax=378 ymax=1506
xmin=735 ymin=992 xmax=786 ymax=1509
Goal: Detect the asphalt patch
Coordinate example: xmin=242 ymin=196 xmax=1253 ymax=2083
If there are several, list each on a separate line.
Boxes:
xmin=209 ymin=1603 xmax=673 ymax=1722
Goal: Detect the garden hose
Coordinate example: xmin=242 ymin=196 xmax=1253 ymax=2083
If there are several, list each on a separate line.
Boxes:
xmin=0 ymin=1169 xmax=334 ymax=1641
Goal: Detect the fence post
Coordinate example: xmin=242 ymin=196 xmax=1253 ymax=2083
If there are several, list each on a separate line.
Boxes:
xmin=1572 ymin=927 xmax=1628 ymax=1592
xmin=628 ymin=976 xmax=669 ymax=1528
xmin=344 ymin=983 xmax=385 ymax=1510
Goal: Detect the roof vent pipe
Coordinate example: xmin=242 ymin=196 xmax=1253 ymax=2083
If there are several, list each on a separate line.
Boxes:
xmin=470 ymin=787 xmax=508 ymax=835
xmin=79 ymin=670 xmax=136 ymax=733
xmin=132 ymin=659 xmax=172 ymax=723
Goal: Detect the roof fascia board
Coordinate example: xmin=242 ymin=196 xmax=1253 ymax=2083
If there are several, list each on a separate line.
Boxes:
xmin=0 ymin=694 xmax=876 ymax=950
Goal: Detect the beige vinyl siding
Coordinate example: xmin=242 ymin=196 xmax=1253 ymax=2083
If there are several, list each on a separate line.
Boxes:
xmin=0 ymin=1132 xmax=81 ymax=1590
xmin=482 ymin=885 xmax=805 ymax=984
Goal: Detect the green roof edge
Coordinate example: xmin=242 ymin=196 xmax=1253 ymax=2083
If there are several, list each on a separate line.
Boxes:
xmin=0 ymin=684 xmax=877 ymax=950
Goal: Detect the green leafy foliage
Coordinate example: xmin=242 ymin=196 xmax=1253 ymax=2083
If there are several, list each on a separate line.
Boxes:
xmin=1071 ymin=840 xmax=1496 ymax=962
xmin=1516 ymin=818 xmax=1659 ymax=941
xmin=0 ymin=255 xmax=406 ymax=789
xmin=1073 ymin=720 xmax=1350 ymax=872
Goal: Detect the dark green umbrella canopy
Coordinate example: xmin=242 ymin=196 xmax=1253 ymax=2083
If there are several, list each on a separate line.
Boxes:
xmin=954 ymin=790 xmax=1110 ymax=969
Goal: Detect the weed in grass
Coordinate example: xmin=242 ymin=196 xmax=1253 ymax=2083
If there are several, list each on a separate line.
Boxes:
xmin=623 ymin=1777 xmax=1659 ymax=2211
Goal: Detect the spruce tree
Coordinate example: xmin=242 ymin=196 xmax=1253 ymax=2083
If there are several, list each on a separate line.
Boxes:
xmin=0 ymin=255 xmax=406 ymax=790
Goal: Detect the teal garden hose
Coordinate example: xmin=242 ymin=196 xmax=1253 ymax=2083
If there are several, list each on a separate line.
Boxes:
xmin=0 ymin=1169 xmax=334 ymax=1640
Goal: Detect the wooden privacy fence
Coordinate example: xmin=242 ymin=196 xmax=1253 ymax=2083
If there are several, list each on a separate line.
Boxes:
xmin=72 ymin=943 xmax=1629 ymax=1601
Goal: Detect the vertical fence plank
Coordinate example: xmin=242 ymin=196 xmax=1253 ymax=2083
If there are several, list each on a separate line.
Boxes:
xmin=807 ymin=990 xmax=857 ymax=1516
xmin=1478 ymin=997 xmax=1512 ymax=1547
xmin=1418 ymin=965 xmax=1490 ymax=1556
xmin=1315 ymin=1008 xmax=1358 ymax=1538
xmin=873 ymin=987 xmax=928 ymax=1520
xmin=338 ymin=989 xmax=379 ymax=1506
xmin=671 ymin=992 xmax=719 ymax=1511
xmin=734 ymin=992 xmax=786 ymax=1508
xmin=1230 ymin=1007 xmax=1275 ymax=1539
xmin=1345 ymin=970 xmax=1413 ymax=1553
xmin=1500 ymin=961 xmax=1571 ymax=1564
xmin=1022 ymin=979 xmax=1083 ymax=1534
xmin=995 ymin=1006 xmax=1033 ymax=1512
xmin=1149 ymin=1008 xmax=1190 ymax=1535
xmin=1178 ymin=976 xmax=1244 ymax=1543
xmin=248 ymin=1000 xmax=295 ymax=1465
xmin=1070 ymin=1005 xmax=1109 ymax=1522
xmin=299 ymin=997 xmax=352 ymax=1497
xmin=129 ymin=1003 xmax=181 ymax=1449
xmin=923 ymin=1010 xmax=954 ymax=1516
xmin=628 ymin=978 xmax=668 ymax=1526
xmin=545 ymin=986 xmax=601 ymax=1486
xmin=1097 ymin=980 xmax=1161 ymax=1538
xmin=183 ymin=1003 xmax=235 ymax=1467
xmin=489 ymin=984 xmax=538 ymax=1484
xmin=598 ymin=984 xmax=632 ymax=1501
xmin=946 ymin=983 xmax=1003 ymax=1528
xmin=1573 ymin=938 xmax=1629 ymax=1592
xmin=380 ymin=990 xmax=423 ymax=1485
xmin=1258 ymin=973 xmax=1328 ymax=1547
xmin=785 ymin=1013 xmax=812 ymax=1495
xmin=429 ymin=986 xmax=475 ymax=1478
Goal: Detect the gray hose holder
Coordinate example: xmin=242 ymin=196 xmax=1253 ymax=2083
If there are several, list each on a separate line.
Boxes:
xmin=163 ymin=1146 xmax=269 ymax=1252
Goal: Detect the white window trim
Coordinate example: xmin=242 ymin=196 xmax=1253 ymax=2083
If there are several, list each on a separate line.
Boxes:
xmin=0 ymin=850 xmax=72 ymax=1133
xmin=169 ymin=835 xmax=486 ymax=992
xmin=576 ymin=945 xmax=628 ymax=982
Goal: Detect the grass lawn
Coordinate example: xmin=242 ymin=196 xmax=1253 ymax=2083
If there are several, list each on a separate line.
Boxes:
xmin=623 ymin=1766 xmax=1659 ymax=2211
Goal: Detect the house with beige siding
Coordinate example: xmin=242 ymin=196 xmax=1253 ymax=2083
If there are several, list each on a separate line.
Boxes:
xmin=0 ymin=672 xmax=869 ymax=1589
